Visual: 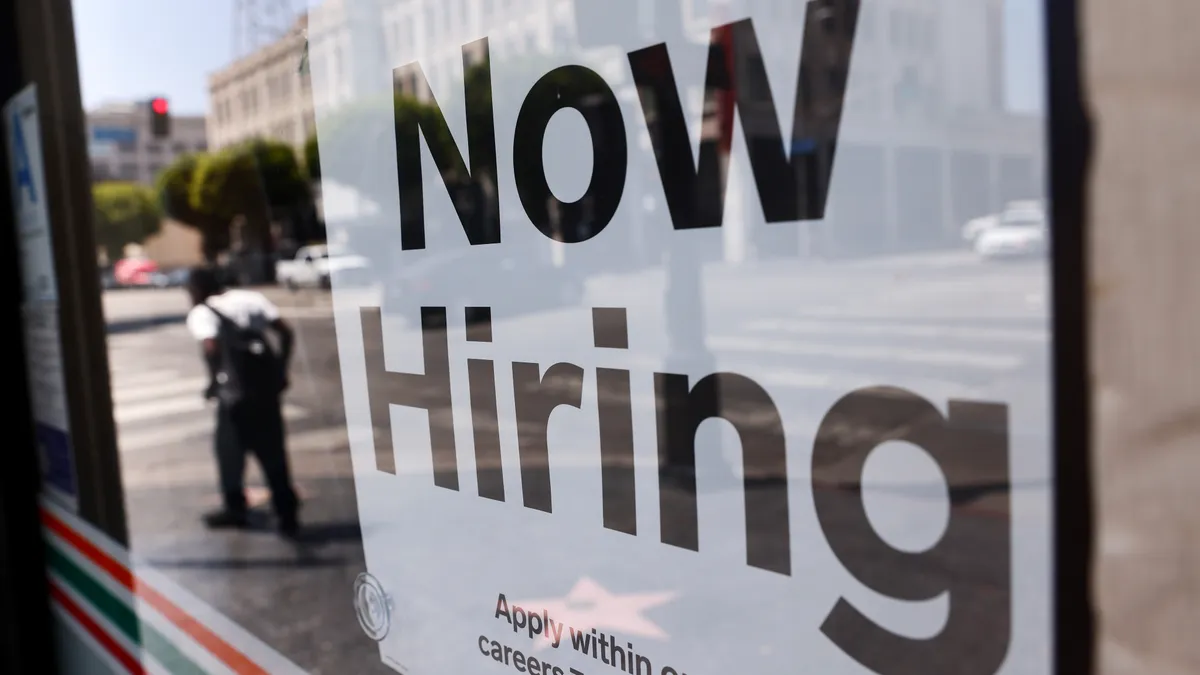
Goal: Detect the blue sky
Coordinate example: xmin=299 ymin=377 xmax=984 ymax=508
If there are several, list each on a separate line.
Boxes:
xmin=73 ymin=0 xmax=1044 ymax=116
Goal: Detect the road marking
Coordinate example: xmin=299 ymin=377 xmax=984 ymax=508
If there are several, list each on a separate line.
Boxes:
xmin=113 ymin=396 xmax=213 ymax=423
xmin=279 ymin=306 xmax=334 ymax=319
xmin=743 ymin=318 xmax=1047 ymax=342
xmin=111 ymin=377 xmax=209 ymax=406
xmin=708 ymin=336 xmax=1023 ymax=370
xmin=108 ymin=369 xmax=194 ymax=388
xmin=286 ymin=426 xmax=349 ymax=454
xmin=117 ymin=405 xmax=311 ymax=452
xmin=114 ymin=396 xmax=309 ymax=426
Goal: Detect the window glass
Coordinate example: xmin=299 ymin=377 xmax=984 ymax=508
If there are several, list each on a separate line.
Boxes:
xmin=20 ymin=1 xmax=1055 ymax=673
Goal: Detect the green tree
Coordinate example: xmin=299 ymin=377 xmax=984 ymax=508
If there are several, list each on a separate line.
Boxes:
xmin=156 ymin=153 xmax=228 ymax=261
xmin=316 ymin=93 xmax=460 ymax=203
xmin=303 ymin=134 xmax=320 ymax=180
xmin=185 ymin=139 xmax=312 ymax=282
xmin=92 ymin=182 xmax=162 ymax=263
xmin=188 ymin=139 xmax=311 ymax=252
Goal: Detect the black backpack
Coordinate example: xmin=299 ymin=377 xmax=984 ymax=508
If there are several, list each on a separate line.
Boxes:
xmin=205 ymin=303 xmax=285 ymax=405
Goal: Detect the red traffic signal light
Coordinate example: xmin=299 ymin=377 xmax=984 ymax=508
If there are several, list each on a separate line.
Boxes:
xmin=148 ymin=97 xmax=170 ymax=138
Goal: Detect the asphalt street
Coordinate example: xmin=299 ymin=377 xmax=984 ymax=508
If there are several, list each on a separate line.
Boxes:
xmin=101 ymin=250 xmax=1052 ymax=674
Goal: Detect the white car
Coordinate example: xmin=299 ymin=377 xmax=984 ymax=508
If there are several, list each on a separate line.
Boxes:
xmin=962 ymin=214 xmax=999 ymax=244
xmin=974 ymin=210 xmax=1048 ymax=259
xmin=276 ymin=244 xmax=370 ymax=289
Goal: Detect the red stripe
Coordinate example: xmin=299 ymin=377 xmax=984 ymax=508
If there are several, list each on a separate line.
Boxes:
xmin=41 ymin=510 xmax=134 ymax=589
xmin=41 ymin=507 xmax=269 ymax=675
xmin=50 ymin=580 xmax=145 ymax=674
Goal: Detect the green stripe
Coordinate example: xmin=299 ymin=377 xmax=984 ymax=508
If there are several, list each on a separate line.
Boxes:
xmin=45 ymin=542 xmax=210 ymax=675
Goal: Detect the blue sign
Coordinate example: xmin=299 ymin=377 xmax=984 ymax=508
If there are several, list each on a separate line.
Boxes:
xmin=10 ymin=108 xmax=36 ymax=203
xmin=91 ymin=126 xmax=137 ymax=145
xmin=36 ymin=423 xmax=75 ymax=500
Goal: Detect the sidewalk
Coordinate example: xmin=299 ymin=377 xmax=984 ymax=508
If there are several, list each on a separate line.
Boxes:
xmin=116 ymin=392 xmax=389 ymax=674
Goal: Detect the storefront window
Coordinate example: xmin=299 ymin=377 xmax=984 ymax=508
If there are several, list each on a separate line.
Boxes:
xmin=3 ymin=1 xmax=1072 ymax=673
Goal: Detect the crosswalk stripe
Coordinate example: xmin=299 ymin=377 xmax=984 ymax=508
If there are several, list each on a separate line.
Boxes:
xmin=106 ymin=368 xmax=186 ymax=387
xmin=113 ymin=396 xmax=214 ymax=423
xmin=279 ymin=306 xmax=334 ymax=320
xmin=743 ymin=318 xmax=1048 ymax=343
xmin=117 ymin=405 xmax=311 ymax=452
xmin=709 ymin=336 xmax=1022 ymax=370
xmin=111 ymin=377 xmax=209 ymax=405
xmin=114 ymin=393 xmax=310 ymax=425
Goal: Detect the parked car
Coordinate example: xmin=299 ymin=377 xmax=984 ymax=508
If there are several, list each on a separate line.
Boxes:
xmin=961 ymin=213 xmax=999 ymax=244
xmin=112 ymin=257 xmax=159 ymax=286
xmin=275 ymin=244 xmax=370 ymax=289
xmin=974 ymin=207 xmax=1048 ymax=259
xmin=962 ymin=200 xmax=1046 ymax=246
xmin=146 ymin=268 xmax=190 ymax=288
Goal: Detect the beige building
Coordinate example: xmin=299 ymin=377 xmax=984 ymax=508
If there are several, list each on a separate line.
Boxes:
xmin=87 ymin=101 xmax=207 ymax=185
xmin=206 ymin=14 xmax=314 ymax=149
xmin=87 ymin=101 xmax=209 ymax=268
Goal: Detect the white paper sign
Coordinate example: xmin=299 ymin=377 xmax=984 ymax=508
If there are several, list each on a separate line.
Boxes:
xmin=312 ymin=1 xmax=1051 ymax=673
xmin=6 ymin=84 xmax=77 ymax=510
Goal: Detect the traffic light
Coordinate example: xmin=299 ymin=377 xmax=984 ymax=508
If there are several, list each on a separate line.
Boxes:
xmin=148 ymin=97 xmax=170 ymax=138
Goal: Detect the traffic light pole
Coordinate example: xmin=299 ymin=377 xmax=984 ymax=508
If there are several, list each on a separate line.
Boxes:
xmin=12 ymin=0 xmax=128 ymax=544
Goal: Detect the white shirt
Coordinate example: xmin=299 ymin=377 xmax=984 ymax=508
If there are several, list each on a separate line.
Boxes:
xmin=186 ymin=289 xmax=281 ymax=341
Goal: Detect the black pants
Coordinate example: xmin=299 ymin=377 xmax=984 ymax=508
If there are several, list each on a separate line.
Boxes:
xmin=214 ymin=396 xmax=298 ymax=520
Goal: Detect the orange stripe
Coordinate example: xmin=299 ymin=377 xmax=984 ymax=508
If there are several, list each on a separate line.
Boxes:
xmin=50 ymin=580 xmax=145 ymax=674
xmin=135 ymin=583 xmax=270 ymax=675
xmin=41 ymin=507 xmax=270 ymax=675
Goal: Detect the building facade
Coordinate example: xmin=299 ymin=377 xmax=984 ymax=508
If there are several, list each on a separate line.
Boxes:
xmin=86 ymin=101 xmax=207 ymax=185
xmin=206 ymin=14 xmax=314 ymax=149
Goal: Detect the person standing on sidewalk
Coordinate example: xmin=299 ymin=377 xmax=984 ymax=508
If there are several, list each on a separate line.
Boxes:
xmin=185 ymin=267 xmax=301 ymax=538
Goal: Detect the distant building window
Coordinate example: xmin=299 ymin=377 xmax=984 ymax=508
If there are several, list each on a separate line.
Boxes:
xmin=893 ymin=65 xmax=929 ymax=116
xmin=923 ymin=15 xmax=939 ymax=54
xmin=146 ymin=143 xmax=162 ymax=154
xmin=889 ymin=10 xmax=905 ymax=48
xmin=172 ymin=142 xmax=186 ymax=153
xmin=857 ymin=9 xmax=873 ymax=41
xmin=195 ymin=142 xmax=208 ymax=152
xmin=148 ymin=164 xmax=164 ymax=177
xmin=118 ymin=163 xmax=139 ymax=181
